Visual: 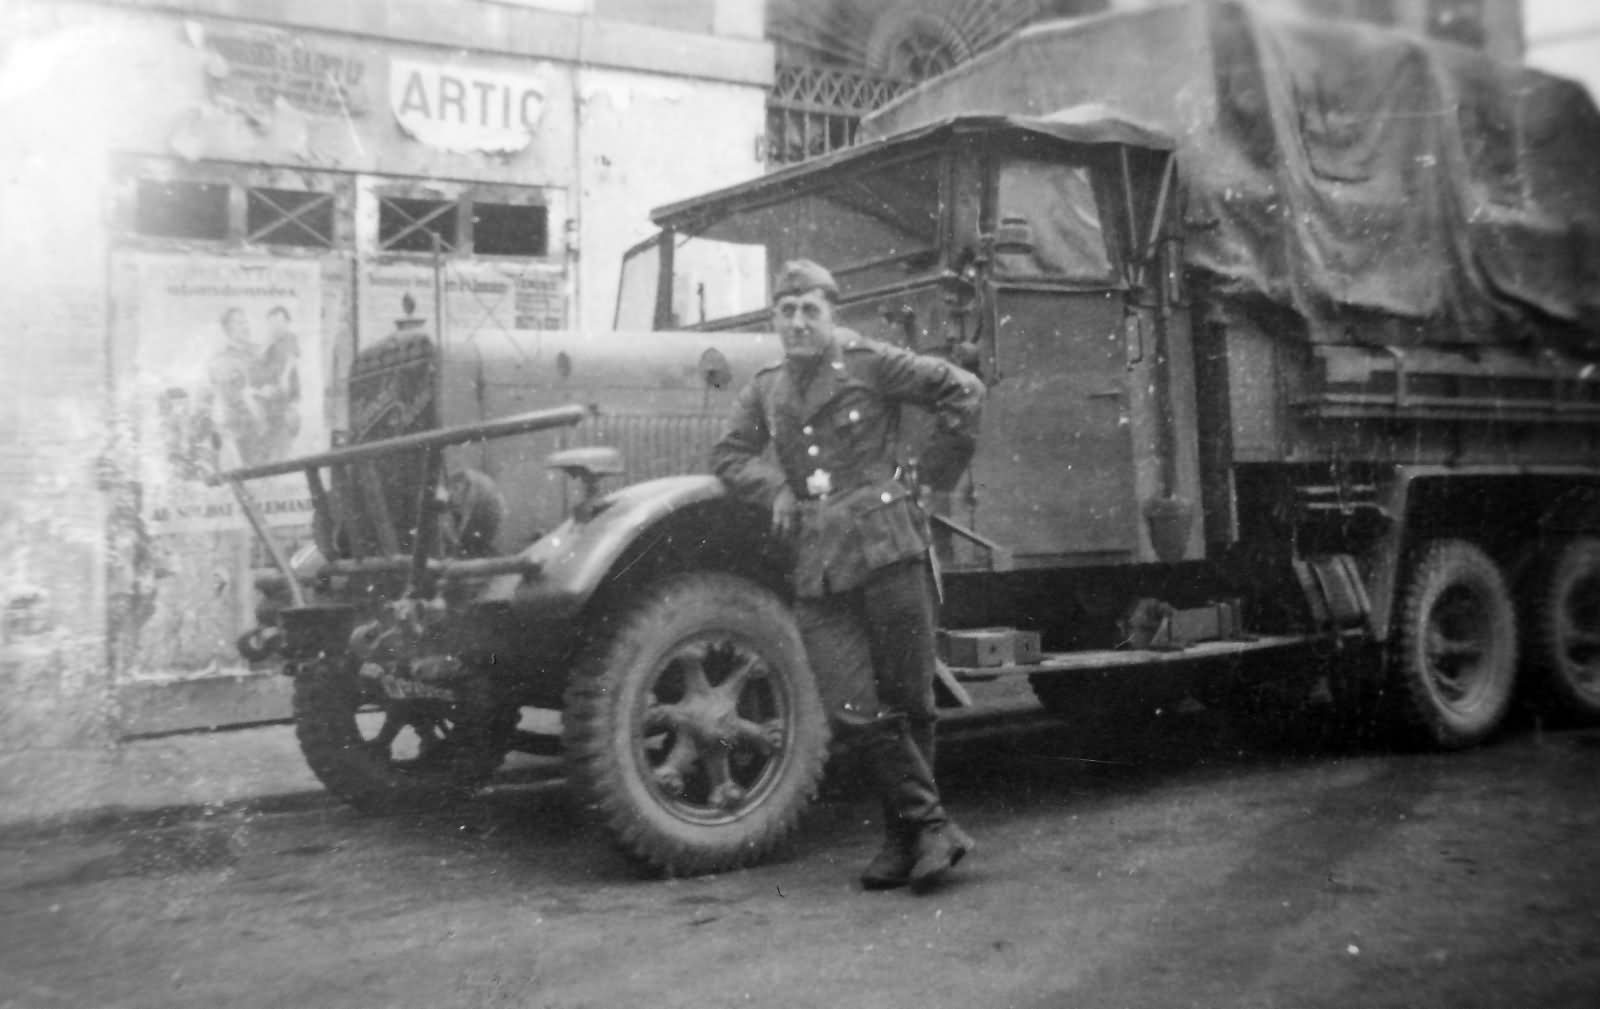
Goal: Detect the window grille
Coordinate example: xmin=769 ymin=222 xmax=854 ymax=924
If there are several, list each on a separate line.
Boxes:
xmin=121 ymin=159 xmax=346 ymax=250
xmin=246 ymin=188 xmax=336 ymax=248
xmin=378 ymin=197 xmax=460 ymax=253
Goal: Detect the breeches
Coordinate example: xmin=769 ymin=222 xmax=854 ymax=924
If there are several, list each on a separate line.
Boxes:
xmin=794 ymin=559 xmax=939 ymax=739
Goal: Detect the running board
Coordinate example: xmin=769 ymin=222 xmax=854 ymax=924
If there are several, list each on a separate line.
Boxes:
xmin=947 ymin=634 xmax=1342 ymax=682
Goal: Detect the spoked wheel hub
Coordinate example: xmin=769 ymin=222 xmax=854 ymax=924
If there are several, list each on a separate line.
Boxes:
xmin=641 ymin=637 xmax=789 ymax=820
xmin=357 ymin=696 xmax=487 ymax=774
xmin=1527 ymin=537 xmax=1600 ymax=722
xmin=1551 ymin=564 xmax=1600 ymax=688
xmin=1422 ymin=583 xmax=1502 ymax=711
xmin=292 ymin=657 xmax=515 ymax=813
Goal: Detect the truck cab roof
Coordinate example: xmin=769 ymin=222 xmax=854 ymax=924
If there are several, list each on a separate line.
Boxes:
xmin=649 ymin=109 xmax=1174 ymax=233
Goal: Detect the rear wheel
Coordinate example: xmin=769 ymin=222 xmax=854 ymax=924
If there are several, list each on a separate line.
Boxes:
xmin=1524 ymin=537 xmax=1600 ymax=723
xmin=293 ymin=658 xmax=516 ymax=813
xmin=563 ymin=572 xmax=829 ymax=876
xmin=1388 ymin=539 xmax=1517 ymax=749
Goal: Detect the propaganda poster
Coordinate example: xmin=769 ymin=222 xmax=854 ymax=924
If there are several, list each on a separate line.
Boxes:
xmin=133 ymin=254 xmax=325 ymax=533
xmin=118 ymin=254 xmax=327 ymax=680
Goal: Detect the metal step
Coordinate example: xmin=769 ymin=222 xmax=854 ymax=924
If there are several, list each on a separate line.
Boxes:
xmin=947 ymin=633 xmax=1329 ymax=682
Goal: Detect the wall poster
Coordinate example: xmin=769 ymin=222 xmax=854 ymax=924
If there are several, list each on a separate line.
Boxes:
xmin=114 ymin=254 xmax=328 ymax=682
xmin=133 ymin=254 xmax=325 ymax=534
xmin=357 ymin=257 xmax=566 ymax=350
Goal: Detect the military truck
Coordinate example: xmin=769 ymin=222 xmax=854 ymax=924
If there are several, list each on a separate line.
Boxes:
xmin=222 ymin=1 xmax=1600 ymax=875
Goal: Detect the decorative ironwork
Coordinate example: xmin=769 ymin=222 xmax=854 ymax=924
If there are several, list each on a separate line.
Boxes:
xmin=771 ymin=63 xmax=912 ymax=115
xmin=766 ymin=63 xmax=911 ymax=165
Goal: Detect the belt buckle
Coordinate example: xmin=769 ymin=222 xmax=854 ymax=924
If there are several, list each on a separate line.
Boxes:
xmin=805 ymin=468 xmax=832 ymax=499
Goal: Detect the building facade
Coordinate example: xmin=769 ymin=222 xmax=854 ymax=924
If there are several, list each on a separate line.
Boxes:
xmin=763 ymin=0 xmax=1522 ymax=164
xmin=0 ymin=0 xmax=771 ymax=794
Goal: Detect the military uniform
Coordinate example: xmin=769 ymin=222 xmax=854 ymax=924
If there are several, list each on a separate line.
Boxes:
xmin=712 ymin=326 xmax=984 ymax=890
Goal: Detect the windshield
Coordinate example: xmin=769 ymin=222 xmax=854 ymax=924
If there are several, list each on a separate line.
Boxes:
xmin=614 ymin=235 xmax=661 ymax=329
xmin=648 ymin=153 xmax=945 ymax=328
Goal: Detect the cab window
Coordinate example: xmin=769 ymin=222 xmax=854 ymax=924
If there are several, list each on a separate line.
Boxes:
xmin=993 ymin=157 xmax=1114 ymax=284
xmin=667 ymin=153 xmax=944 ymax=327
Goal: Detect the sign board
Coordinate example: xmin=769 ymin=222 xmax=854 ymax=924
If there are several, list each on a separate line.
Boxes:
xmin=390 ymin=58 xmax=547 ymax=152
xmin=201 ymin=24 xmax=369 ymax=117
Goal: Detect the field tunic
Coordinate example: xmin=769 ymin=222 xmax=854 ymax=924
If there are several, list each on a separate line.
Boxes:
xmin=711 ymin=330 xmax=983 ymax=598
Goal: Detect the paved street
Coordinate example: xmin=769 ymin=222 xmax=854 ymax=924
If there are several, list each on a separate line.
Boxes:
xmin=2 ymin=692 xmax=1598 ymax=1009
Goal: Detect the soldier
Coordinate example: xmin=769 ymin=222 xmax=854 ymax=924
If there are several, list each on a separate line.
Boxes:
xmin=711 ymin=259 xmax=985 ymax=892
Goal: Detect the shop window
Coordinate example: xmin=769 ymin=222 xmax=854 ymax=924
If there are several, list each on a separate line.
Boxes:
xmin=379 ymin=197 xmax=460 ymax=253
xmin=472 ymin=202 xmax=548 ymax=256
xmin=135 ymin=179 xmax=229 ymax=240
xmin=246 ymin=188 xmax=336 ymax=248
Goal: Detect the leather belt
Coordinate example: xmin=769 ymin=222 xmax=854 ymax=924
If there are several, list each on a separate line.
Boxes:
xmin=796 ymin=464 xmax=899 ymax=502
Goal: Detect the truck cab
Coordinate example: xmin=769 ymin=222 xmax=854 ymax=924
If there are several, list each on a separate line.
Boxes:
xmin=617 ymin=112 xmax=1197 ymax=575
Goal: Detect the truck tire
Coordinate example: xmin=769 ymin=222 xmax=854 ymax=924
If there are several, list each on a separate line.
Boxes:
xmin=1523 ymin=537 xmax=1600 ymax=723
xmin=1389 ymin=539 xmax=1518 ymax=749
xmin=563 ymin=572 xmax=829 ymax=876
xmin=293 ymin=657 xmax=516 ymax=813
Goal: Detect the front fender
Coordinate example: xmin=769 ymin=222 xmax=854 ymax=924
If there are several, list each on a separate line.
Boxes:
xmin=486 ymin=474 xmax=770 ymax=625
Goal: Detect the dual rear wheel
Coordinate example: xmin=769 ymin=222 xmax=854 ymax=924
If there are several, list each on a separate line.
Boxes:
xmin=1522 ymin=537 xmax=1600 ymax=723
xmin=1389 ymin=539 xmax=1518 ymax=749
xmin=1387 ymin=534 xmax=1600 ymax=749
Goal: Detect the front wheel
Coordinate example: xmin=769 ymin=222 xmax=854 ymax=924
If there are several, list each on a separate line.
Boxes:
xmin=562 ymin=572 xmax=829 ymax=876
xmin=293 ymin=658 xmax=516 ymax=813
xmin=1388 ymin=539 xmax=1518 ymax=749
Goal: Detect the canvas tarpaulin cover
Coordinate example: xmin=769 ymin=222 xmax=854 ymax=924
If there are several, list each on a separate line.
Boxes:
xmin=862 ymin=1 xmax=1600 ymax=358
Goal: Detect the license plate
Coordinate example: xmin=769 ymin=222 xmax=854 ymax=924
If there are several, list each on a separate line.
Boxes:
xmin=362 ymin=664 xmax=457 ymax=702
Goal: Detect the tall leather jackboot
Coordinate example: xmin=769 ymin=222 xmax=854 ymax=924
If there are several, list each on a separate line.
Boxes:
xmin=859 ymin=722 xmax=973 ymax=892
xmin=859 ymin=798 xmax=917 ymax=890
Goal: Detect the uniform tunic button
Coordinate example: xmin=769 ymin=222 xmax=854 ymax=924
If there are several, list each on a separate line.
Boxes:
xmin=807 ymin=445 xmax=819 ymax=456
xmin=848 ymin=409 xmax=860 ymax=422
xmin=881 ymin=491 xmax=892 ymax=503
xmin=802 ymin=425 xmax=813 ymax=436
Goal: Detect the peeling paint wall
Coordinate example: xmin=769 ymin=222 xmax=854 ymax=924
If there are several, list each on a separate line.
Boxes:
xmin=1 ymin=0 xmax=771 ymax=764
xmin=576 ymin=69 xmax=768 ymax=329
xmin=1 ymin=7 xmax=121 ymax=757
